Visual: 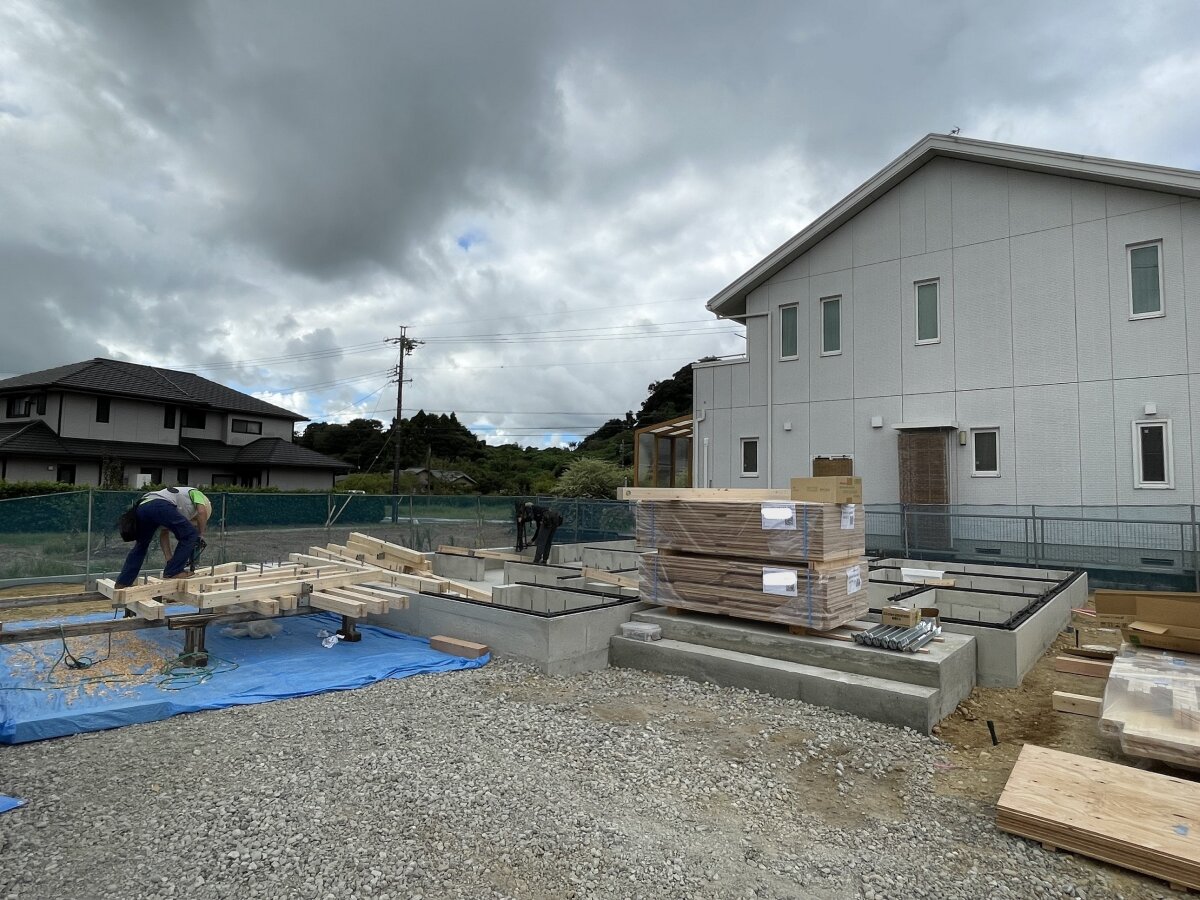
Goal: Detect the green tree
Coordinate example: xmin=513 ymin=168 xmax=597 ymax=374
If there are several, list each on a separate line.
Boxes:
xmin=552 ymin=458 xmax=630 ymax=500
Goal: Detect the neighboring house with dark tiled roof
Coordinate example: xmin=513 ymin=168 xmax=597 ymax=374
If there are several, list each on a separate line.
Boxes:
xmin=401 ymin=467 xmax=479 ymax=491
xmin=0 ymin=358 xmax=351 ymax=489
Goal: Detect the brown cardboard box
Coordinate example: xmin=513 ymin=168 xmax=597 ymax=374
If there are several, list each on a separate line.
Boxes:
xmin=1092 ymin=589 xmax=1200 ymax=626
xmin=881 ymin=605 xmax=922 ymax=628
xmin=790 ymin=476 xmax=863 ymax=505
xmin=1125 ymin=621 xmax=1200 ymax=655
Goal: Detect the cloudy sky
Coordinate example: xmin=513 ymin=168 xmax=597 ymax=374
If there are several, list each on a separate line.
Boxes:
xmin=4 ymin=1 xmax=1200 ymax=447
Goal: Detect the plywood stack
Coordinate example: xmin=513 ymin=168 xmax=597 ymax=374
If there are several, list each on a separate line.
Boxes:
xmin=1099 ymin=644 xmax=1200 ymax=771
xmin=633 ymin=481 xmax=867 ymax=632
xmin=997 ymin=744 xmax=1200 ymax=892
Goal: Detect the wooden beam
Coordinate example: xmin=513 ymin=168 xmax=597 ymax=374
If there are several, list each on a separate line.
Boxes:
xmin=347 ymin=532 xmax=430 ymax=566
xmin=436 ymin=545 xmax=475 ymax=557
xmin=127 ymin=599 xmax=165 ymax=620
xmin=1052 ymin=691 xmax=1103 ymax=718
xmin=324 ymin=586 xmax=389 ymax=615
xmin=429 ymin=635 xmax=489 ymax=659
xmin=97 ymin=578 xmax=179 ymax=603
xmin=1053 ymin=656 xmax=1113 ymax=678
xmin=618 ymin=487 xmax=791 ymax=502
xmin=308 ymin=591 xmax=367 ymax=617
xmin=580 ymin=567 xmax=640 ymax=589
xmin=473 ymin=549 xmax=528 ymax=562
xmin=442 ymin=580 xmax=492 ymax=602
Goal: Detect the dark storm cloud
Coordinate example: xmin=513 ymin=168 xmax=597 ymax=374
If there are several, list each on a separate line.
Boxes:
xmin=3 ymin=0 xmax=1200 ymax=441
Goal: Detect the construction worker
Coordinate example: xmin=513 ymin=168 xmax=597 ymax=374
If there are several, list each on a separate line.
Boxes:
xmin=517 ymin=502 xmax=563 ymax=565
xmin=114 ymin=486 xmax=212 ymax=588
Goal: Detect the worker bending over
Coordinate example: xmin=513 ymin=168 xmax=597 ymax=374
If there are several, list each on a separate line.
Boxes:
xmin=115 ymin=486 xmax=212 ymax=588
xmin=517 ymin=502 xmax=564 ymax=565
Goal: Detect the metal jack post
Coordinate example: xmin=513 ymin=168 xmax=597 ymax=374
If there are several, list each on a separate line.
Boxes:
xmin=337 ymin=616 xmax=361 ymax=643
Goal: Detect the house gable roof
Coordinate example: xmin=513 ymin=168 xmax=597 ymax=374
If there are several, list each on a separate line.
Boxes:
xmin=0 ymin=422 xmax=349 ymax=471
xmin=707 ymin=133 xmax=1200 ymax=319
xmin=0 ymin=358 xmax=307 ymax=421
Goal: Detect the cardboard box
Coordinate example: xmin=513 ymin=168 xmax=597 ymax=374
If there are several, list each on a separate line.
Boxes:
xmin=790 ymin=476 xmax=863 ymax=505
xmin=1124 ymin=620 xmax=1200 ymax=655
xmin=1092 ymin=589 xmax=1200 ymax=626
xmin=881 ymin=605 xmax=922 ymax=628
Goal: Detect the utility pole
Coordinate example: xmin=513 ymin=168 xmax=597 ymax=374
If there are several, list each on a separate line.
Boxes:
xmin=386 ymin=327 xmax=423 ymax=517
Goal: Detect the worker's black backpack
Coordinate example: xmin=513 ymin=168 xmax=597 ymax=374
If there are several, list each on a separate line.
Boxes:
xmin=116 ymin=505 xmax=138 ymax=541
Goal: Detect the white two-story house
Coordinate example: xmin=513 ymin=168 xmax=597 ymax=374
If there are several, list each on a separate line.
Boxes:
xmin=0 ymin=358 xmax=350 ymax=489
xmin=696 ymin=134 xmax=1200 ymax=511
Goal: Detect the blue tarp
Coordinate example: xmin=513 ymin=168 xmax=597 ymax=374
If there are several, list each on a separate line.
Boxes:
xmin=0 ymin=795 xmax=24 ymax=813
xmin=0 ymin=610 xmax=487 ymax=744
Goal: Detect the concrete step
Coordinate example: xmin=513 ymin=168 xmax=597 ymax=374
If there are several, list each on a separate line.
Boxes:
xmin=632 ymin=608 xmax=975 ymax=707
xmin=610 ymin=636 xmax=943 ymax=733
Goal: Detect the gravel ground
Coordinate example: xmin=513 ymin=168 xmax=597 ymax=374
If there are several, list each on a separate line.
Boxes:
xmin=0 ymin=660 xmax=1175 ymax=900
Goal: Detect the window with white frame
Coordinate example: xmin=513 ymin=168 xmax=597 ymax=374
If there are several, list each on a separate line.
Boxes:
xmin=915 ymin=280 xmax=940 ymax=344
xmin=971 ymin=428 xmax=999 ymax=477
xmin=1128 ymin=241 xmax=1164 ymax=318
xmin=1133 ymin=419 xmax=1173 ymax=488
xmin=740 ymin=438 xmax=759 ymax=477
xmin=780 ymin=304 xmax=798 ymax=358
xmin=821 ymin=296 xmax=841 ymax=355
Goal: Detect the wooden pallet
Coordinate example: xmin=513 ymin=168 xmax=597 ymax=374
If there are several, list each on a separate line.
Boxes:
xmin=997 ymin=744 xmax=1200 ymax=892
xmin=636 ymin=500 xmax=864 ymax=564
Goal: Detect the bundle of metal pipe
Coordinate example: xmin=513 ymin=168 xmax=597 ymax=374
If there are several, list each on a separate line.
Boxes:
xmin=852 ymin=618 xmax=941 ymax=652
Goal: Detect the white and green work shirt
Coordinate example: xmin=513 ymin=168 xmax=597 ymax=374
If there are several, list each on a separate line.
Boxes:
xmin=139 ymin=486 xmax=211 ymax=521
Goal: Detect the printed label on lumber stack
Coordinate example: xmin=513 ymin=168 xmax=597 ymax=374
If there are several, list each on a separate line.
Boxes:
xmin=635 ymin=500 xmax=865 ymax=563
xmin=639 ymin=552 xmax=868 ymax=632
xmin=1099 ymin=643 xmax=1200 ymax=771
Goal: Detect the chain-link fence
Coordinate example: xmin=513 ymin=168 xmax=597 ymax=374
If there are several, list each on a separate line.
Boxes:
xmin=1 ymin=490 xmax=1195 ymax=587
xmin=0 ymin=491 xmax=637 ymax=583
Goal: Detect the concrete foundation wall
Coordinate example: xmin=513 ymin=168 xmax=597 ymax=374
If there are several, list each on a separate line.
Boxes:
xmin=549 ymin=540 xmax=637 ymax=565
xmin=580 ymin=547 xmax=643 ymax=570
xmin=432 ymin=553 xmax=486 ymax=580
xmin=368 ymin=586 xmax=648 ymax=675
xmin=502 ymin=561 xmax=580 ymax=586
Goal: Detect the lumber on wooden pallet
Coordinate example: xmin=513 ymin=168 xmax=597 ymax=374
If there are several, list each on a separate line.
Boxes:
xmin=429 ymin=635 xmax=490 ymax=659
xmin=581 ymin=567 xmax=639 ymax=590
xmin=1053 ymin=656 xmax=1113 ymax=678
xmin=635 ymin=500 xmax=865 ymax=563
xmin=1052 ymin=691 xmax=1103 ymax=718
xmin=641 ymin=553 xmax=867 ymax=632
xmin=997 ymin=744 xmax=1200 ymax=891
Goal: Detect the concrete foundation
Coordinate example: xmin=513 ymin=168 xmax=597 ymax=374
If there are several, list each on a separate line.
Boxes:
xmin=549 ymin=540 xmax=637 ymax=566
xmin=869 ymin=558 xmax=1088 ymax=687
xmin=580 ymin=547 xmax=643 ymax=571
xmin=432 ymin=553 xmax=486 ymax=581
xmin=368 ymin=585 xmax=648 ymax=675
xmin=627 ymin=609 xmax=975 ymax=723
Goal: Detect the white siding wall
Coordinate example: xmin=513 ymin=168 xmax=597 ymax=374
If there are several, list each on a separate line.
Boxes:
xmin=700 ymin=156 xmax=1200 ymax=507
xmin=59 ymin=394 xmax=180 ymax=445
xmin=223 ymin=414 xmax=296 ymax=446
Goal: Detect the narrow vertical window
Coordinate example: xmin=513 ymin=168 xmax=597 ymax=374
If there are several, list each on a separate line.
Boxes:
xmin=164 ymin=407 xmax=176 ymax=429
xmin=740 ymin=438 xmax=759 ymax=477
xmin=821 ymin=296 xmax=841 ymax=355
xmin=971 ymin=429 xmax=999 ymax=476
xmin=1134 ymin=420 xmax=1172 ymax=487
xmin=780 ymin=304 xmax=798 ymax=358
xmin=1128 ymin=242 xmax=1163 ymax=318
xmin=916 ymin=280 xmax=940 ymax=344
xmin=96 ymin=397 xmax=110 ymax=423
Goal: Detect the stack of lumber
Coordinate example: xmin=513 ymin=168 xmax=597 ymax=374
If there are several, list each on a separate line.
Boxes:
xmin=308 ymin=540 xmax=491 ymax=602
xmin=635 ymin=500 xmax=864 ymax=563
xmin=1099 ymin=644 xmax=1200 ymax=771
xmin=997 ymin=744 xmax=1200 ymax=891
xmin=98 ymin=556 xmax=411 ymax=621
xmin=634 ymin=488 xmax=867 ymax=632
xmin=640 ymin=552 xmax=865 ymax=632
xmin=339 ymin=532 xmax=433 ymax=574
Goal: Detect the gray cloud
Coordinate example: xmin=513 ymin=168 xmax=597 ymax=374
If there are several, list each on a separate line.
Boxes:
xmin=3 ymin=0 xmax=1200 ymax=443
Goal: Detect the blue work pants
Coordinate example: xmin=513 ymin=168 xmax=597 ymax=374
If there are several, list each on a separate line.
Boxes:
xmin=116 ymin=499 xmax=199 ymax=586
